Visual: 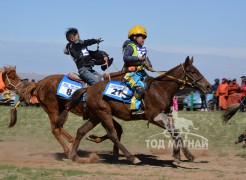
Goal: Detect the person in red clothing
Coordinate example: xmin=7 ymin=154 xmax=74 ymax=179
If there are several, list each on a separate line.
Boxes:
xmin=216 ymin=78 xmax=229 ymax=110
xmin=227 ymin=78 xmax=240 ymax=105
xmin=239 ymin=77 xmax=246 ymax=112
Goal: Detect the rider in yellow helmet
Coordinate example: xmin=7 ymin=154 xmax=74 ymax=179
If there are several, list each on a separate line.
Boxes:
xmin=122 ymin=25 xmax=153 ymax=115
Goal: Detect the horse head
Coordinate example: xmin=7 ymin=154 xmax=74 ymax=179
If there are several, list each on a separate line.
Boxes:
xmin=2 ymin=66 xmax=22 ymax=91
xmin=181 ymin=56 xmax=211 ymax=94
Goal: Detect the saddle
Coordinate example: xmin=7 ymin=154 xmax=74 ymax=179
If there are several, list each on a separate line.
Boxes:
xmin=68 ymin=72 xmax=82 ymax=82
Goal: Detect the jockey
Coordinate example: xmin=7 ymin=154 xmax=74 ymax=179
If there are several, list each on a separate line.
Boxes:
xmin=123 ymin=25 xmax=152 ymax=115
xmin=64 ymin=28 xmax=113 ymax=86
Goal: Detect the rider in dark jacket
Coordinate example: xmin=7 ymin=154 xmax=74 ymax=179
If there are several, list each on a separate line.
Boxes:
xmin=64 ymin=28 xmax=111 ymax=85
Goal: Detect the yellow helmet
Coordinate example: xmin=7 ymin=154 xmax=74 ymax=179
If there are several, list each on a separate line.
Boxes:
xmin=128 ymin=25 xmax=147 ymax=39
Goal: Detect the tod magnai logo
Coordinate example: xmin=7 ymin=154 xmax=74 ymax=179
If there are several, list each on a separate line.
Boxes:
xmin=145 ymin=110 xmax=208 ymax=150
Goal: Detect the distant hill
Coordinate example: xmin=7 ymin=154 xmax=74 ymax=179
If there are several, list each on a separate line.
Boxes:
xmin=18 ymin=72 xmax=46 ymax=82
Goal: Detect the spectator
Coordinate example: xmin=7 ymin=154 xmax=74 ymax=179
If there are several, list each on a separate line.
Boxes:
xmin=21 ymin=78 xmax=29 ymax=85
xmin=200 ymin=93 xmax=208 ymax=111
xmin=227 ymin=78 xmax=240 ymax=105
xmin=216 ymin=78 xmax=228 ymax=110
xmin=240 ymin=76 xmax=245 ymax=88
xmin=212 ymin=78 xmax=220 ymax=111
xmin=173 ymin=96 xmax=178 ymax=111
xmin=239 ymin=77 xmax=246 ymax=112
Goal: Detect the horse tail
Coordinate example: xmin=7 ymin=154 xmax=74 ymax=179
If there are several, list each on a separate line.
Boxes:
xmin=8 ymin=101 xmax=21 ymax=128
xmin=56 ymin=88 xmax=87 ymax=128
xmin=221 ymin=103 xmax=240 ymax=124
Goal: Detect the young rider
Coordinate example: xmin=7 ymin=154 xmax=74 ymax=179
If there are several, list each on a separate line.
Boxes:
xmin=122 ymin=25 xmax=152 ymax=115
xmin=64 ymin=28 xmax=112 ymax=86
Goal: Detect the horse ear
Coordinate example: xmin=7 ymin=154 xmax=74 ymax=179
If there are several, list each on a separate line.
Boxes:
xmin=190 ymin=56 xmax=194 ymax=63
xmin=184 ymin=56 xmax=191 ymax=66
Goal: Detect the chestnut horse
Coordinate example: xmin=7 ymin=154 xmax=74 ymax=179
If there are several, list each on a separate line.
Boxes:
xmin=58 ymin=56 xmax=211 ymax=164
xmin=9 ymin=69 xmax=126 ymax=155
xmin=0 ymin=66 xmax=22 ymax=98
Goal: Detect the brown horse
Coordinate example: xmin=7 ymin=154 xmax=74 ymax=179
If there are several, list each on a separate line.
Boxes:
xmin=58 ymin=56 xmax=212 ymax=164
xmin=9 ymin=69 xmax=127 ymax=155
xmin=1 ymin=66 xmax=22 ymax=92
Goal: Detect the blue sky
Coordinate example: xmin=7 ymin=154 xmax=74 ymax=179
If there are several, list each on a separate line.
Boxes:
xmin=0 ymin=0 xmax=246 ymax=83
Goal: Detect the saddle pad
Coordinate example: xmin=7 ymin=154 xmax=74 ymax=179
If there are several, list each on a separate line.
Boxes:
xmin=103 ymin=81 xmax=132 ymax=103
xmin=57 ymin=75 xmax=83 ymax=99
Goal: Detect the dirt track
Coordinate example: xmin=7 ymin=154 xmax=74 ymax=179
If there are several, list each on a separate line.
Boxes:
xmin=0 ymin=137 xmax=246 ymax=180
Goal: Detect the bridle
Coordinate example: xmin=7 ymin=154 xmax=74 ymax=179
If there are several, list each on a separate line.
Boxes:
xmin=153 ymin=64 xmax=205 ymax=89
xmin=4 ymin=71 xmax=22 ymax=91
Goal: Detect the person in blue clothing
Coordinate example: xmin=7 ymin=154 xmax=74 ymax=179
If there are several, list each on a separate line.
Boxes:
xmin=122 ymin=25 xmax=153 ymax=115
xmin=212 ymin=78 xmax=220 ymax=111
xmin=64 ymin=28 xmax=113 ymax=86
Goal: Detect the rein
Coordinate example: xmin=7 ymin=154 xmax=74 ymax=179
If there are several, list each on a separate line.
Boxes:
xmin=150 ymin=64 xmax=204 ymax=89
xmin=5 ymin=72 xmax=22 ymax=91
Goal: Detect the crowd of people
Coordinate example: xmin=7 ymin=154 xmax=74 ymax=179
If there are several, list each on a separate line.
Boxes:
xmin=212 ymin=75 xmax=246 ymax=112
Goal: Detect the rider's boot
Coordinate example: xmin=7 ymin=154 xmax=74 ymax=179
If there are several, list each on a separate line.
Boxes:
xmin=132 ymin=87 xmax=145 ymax=115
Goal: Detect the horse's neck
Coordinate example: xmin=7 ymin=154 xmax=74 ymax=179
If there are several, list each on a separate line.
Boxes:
xmin=103 ymin=69 xmax=127 ymax=81
xmin=151 ymin=65 xmax=185 ymax=97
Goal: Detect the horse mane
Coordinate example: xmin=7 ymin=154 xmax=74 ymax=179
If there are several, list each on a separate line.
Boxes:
xmin=102 ymin=68 xmax=127 ymax=81
xmin=18 ymin=82 xmax=37 ymax=104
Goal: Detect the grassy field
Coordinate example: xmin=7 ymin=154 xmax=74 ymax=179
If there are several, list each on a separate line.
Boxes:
xmin=0 ymin=106 xmax=246 ymax=179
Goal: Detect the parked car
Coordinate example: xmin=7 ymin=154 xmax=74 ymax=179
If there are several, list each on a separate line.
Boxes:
xmin=0 ymin=91 xmax=16 ymax=106
xmin=176 ymin=87 xmax=197 ymax=110
xmin=183 ymin=91 xmax=214 ymax=111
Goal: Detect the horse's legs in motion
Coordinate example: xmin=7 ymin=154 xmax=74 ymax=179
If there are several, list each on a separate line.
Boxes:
xmin=100 ymin=113 xmax=140 ymax=164
xmin=45 ymin=108 xmax=74 ymax=155
xmin=86 ymin=119 xmax=123 ymax=156
xmin=60 ymin=127 xmax=74 ymax=143
xmin=69 ymin=117 xmax=100 ymax=162
xmin=150 ymin=119 xmax=194 ymax=162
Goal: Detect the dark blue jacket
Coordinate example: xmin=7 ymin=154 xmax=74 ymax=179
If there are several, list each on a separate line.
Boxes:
xmin=122 ymin=40 xmax=140 ymax=63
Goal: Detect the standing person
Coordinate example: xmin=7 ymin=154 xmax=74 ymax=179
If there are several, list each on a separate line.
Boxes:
xmin=240 ymin=76 xmax=246 ymax=88
xmin=64 ymin=28 xmax=112 ymax=86
xmin=212 ymin=78 xmax=220 ymax=110
xmin=216 ymin=78 xmax=229 ymax=110
xmin=122 ymin=25 xmax=153 ymax=115
xmin=173 ymin=96 xmax=178 ymax=111
xmin=200 ymin=93 xmax=207 ymax=111
xmin=239 ymin=77 xmax=246 ymax=112
xmin=227 ymin=78 xmax=240 ymax=106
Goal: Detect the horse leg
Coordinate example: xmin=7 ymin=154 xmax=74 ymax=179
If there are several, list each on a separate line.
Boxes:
xmin=100 ymin=115 xmax=140 ymax=164
xmin=112 ymin=120 xmax=123 ymax=157
xmin=69 ymin=117 xmax=100 ymax=162
xmin=61 ymin=128 xmax=74 ymax=143
xmin=86 ymin=119 xmax=123 ymax=157
xmin=150 ymin=119 xmax=194 ymax=163
xmin=86 ymin=118 xmax=122 ymax=144
xmin=46 ymin=111 xmax=71 ymax=156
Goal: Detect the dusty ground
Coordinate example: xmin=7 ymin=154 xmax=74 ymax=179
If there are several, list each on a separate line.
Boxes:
xmin=0 ymin=137 xmax=245 ymax=180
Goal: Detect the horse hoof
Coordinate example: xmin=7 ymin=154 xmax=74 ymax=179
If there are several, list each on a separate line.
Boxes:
xmin=173 ymin=158 xmax=181 ymax=165
xmin=69 ymin=153 xmax=77 ymax=162
xmin=132 ymin=157 xmax=141 ymax=164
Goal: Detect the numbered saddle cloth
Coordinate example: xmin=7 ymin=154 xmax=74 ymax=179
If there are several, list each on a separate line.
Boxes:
xmin=102 ymin=81 xmax=133 ymax=103
xmin=57 ymin=75 xmax=85 ymax=100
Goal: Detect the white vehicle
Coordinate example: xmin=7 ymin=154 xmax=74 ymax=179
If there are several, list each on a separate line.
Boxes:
xmin=0 ymin=90 xmax=16 ymax=106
